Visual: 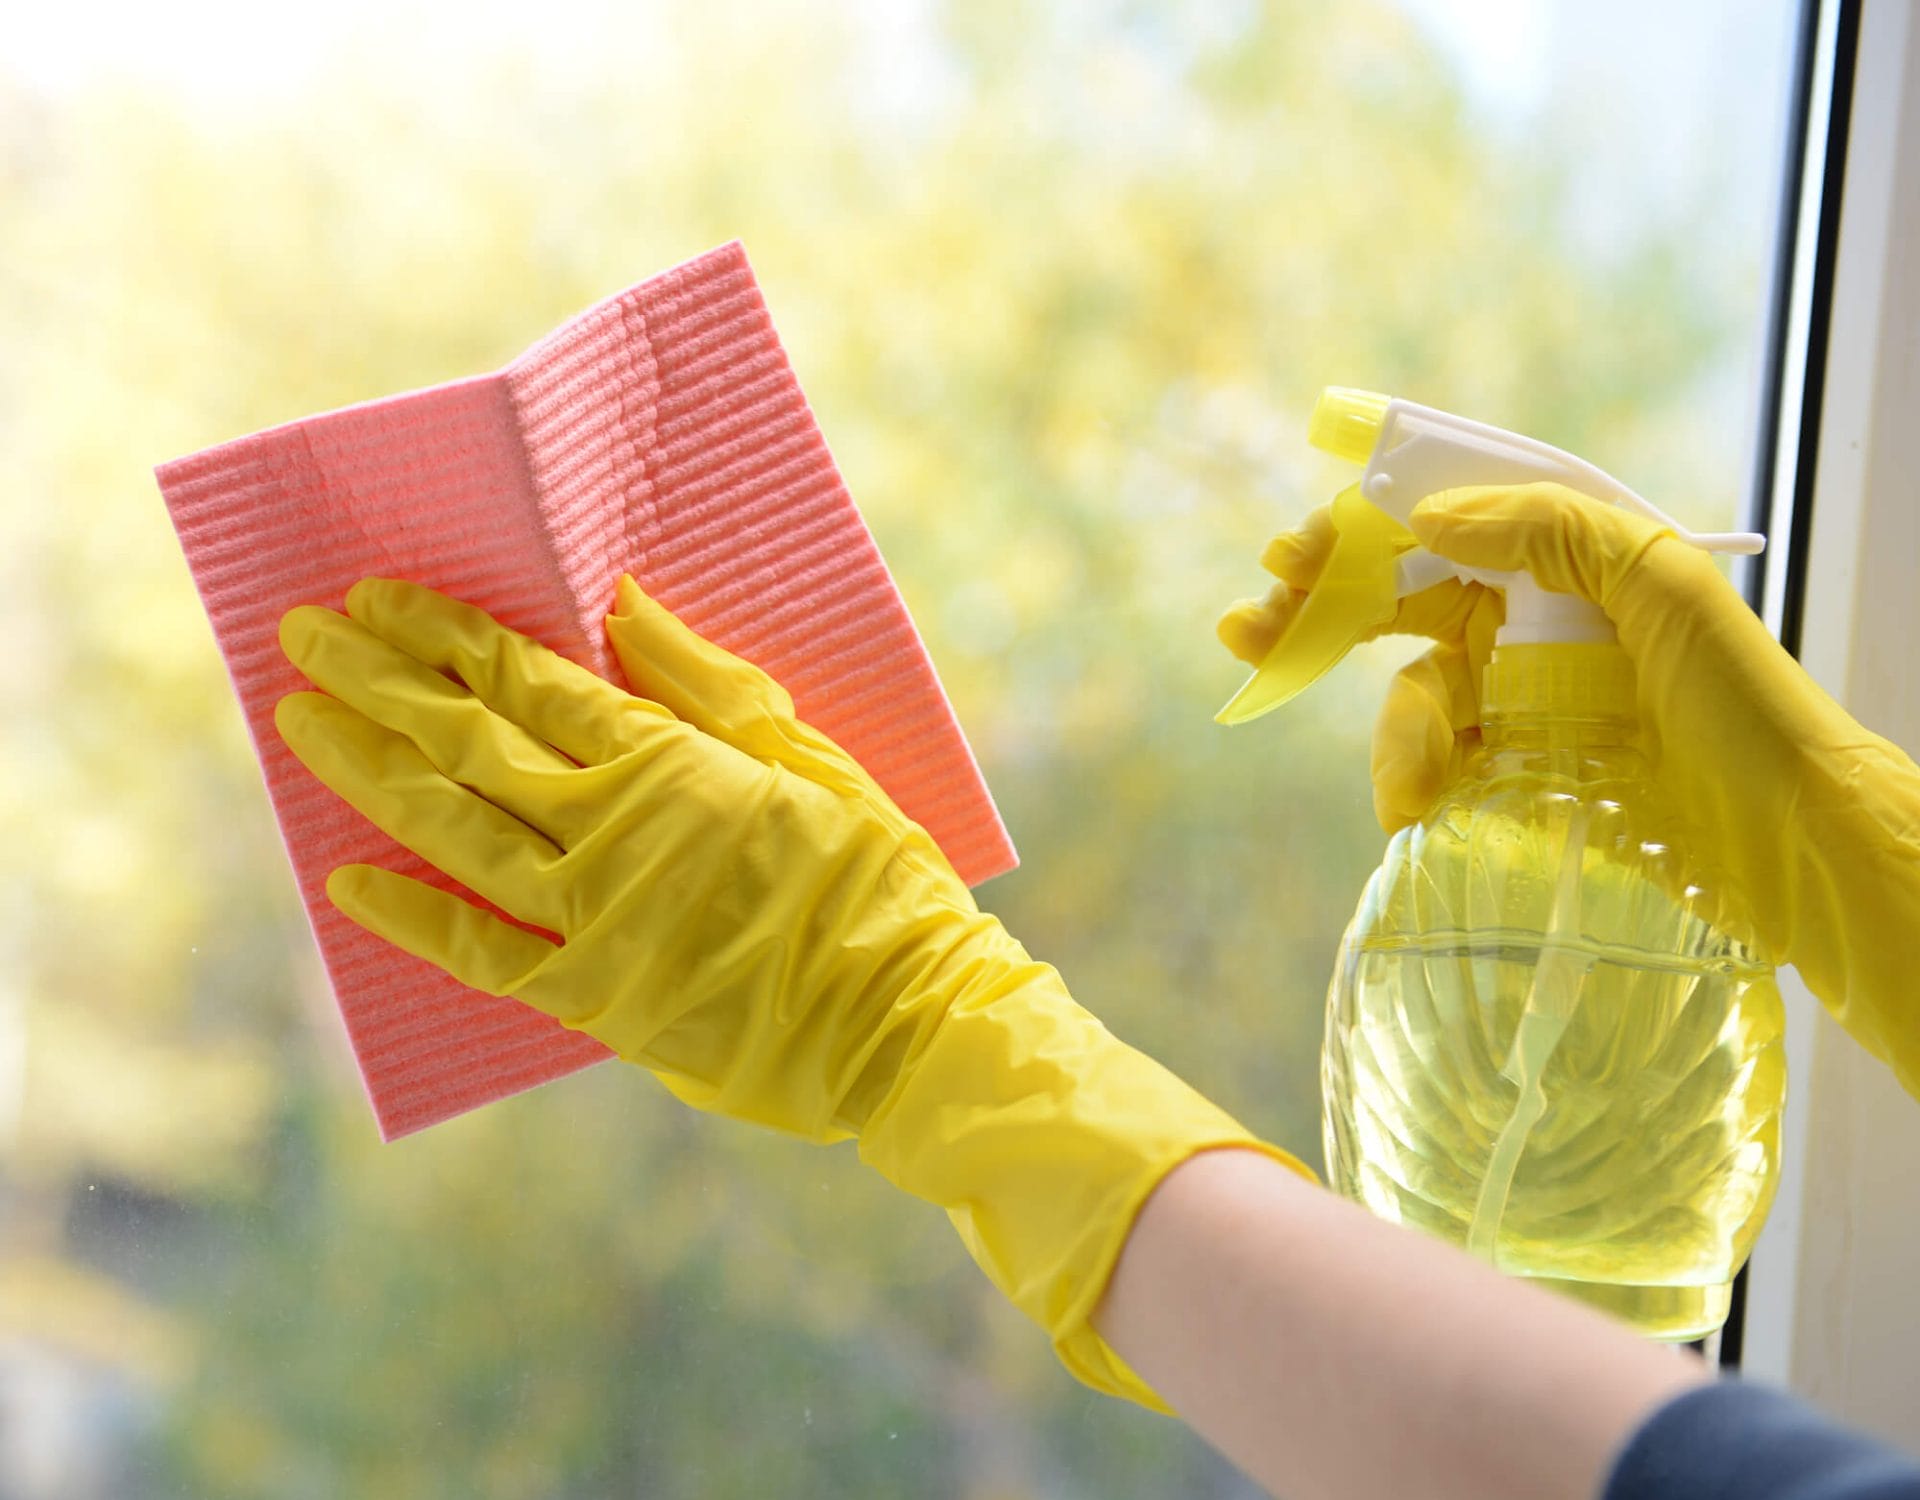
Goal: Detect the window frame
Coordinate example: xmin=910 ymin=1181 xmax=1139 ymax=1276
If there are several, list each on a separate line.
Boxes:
xmin=1732 ymin=0 xmax=1920 ymax=1445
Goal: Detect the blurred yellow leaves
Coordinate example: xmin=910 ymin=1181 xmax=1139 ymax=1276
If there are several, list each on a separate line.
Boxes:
xmin=15 ymin=1001 xmax=272 ymax=1196
xmin=0 ymin=0 xmax=1785 ymax=1493
xmin=0 ymin=1256 xmax=191 ymax=1385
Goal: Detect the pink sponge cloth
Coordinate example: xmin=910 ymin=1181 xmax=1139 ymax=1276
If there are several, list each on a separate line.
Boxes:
xmin=156 ymin=241 xmax=1017 ymax=1140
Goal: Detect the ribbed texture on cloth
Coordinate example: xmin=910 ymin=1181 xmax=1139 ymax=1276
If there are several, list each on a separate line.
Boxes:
xmin=155 ymin=242 xmax=1015 ymax=1140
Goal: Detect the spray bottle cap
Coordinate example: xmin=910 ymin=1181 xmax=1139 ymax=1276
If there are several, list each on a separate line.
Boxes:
xmin=1216 ymin=388 xmax=1766 ymax=725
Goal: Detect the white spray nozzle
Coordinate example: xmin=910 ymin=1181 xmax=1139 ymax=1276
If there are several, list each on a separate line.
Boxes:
xmin=1216 ymin=390 xmax=1768 ymax=726
xmin=1352 ymin=396 xmax=1765 ymax=645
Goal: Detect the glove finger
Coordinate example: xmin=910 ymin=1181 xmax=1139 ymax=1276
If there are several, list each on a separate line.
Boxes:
xmin=1218 ymin=571 xmax=1497 ymax=675
xmin=275 ymin=691 xmax=571 ymax=934
xmin=604 ymin=577 xmax=907 ymax=823
xmin=1371 ymin=644 xmax=1479 ymax=832
xmin=1407 ymin=483 xmax=1674 ymax=608
xmin=326 ymin=863 xmax=557 ymax=998
xmin=1378 ymin=576 xmax=1503 ymax=649
xmin=1227 ymin=495 xmax=1487 ymax=669
xmin=1216 ymin=578 xmax=1297 ymax=666
xmin=1258 ymin=503 xmax=1340 ymax=587
xmin=1216 ymin=505 xmax=1337 ymax=662
xmin=283 ymin=602 xmax=617 ymax=849
xmin=342 ymin=578 xmax=679 ymax=768
xmin=604 ymin=575 xmax=801 ymax=751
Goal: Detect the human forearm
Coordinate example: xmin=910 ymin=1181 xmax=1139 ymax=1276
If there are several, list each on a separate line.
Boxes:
xmin=1093 ymin=1147 xmax=1706 ymax=1500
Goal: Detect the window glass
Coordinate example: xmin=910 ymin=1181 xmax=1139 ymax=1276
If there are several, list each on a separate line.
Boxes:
xmin=0 ymin=1 xmax=1797 ymax=1494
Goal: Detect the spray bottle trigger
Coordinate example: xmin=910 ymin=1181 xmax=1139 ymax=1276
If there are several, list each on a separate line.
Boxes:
xmin=1216 ymin=484 xmax=1412 ymax=725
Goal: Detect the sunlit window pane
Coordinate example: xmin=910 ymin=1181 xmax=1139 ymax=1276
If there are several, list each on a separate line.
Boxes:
xmin=0 ymin=1 xmax=1797 ymax=1494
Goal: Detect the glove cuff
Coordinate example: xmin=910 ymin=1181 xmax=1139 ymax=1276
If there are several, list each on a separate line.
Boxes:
xmin=855 ymin=960 xmax=1316 ymax=1410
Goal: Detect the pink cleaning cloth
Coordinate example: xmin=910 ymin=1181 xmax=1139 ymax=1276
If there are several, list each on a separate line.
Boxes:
xmin=157 ymin=241 xmax=1016 ymax=1141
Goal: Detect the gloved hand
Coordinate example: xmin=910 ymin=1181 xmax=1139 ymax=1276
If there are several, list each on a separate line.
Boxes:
xmin=277 ymin=575 xmax=1311 ymax=1409
xmin=1220 ymin=481 xmax=1920 ymax=1101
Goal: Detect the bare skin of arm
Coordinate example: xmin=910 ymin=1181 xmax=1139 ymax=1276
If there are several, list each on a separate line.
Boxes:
xmin=1094 ymin=1148 xmax=1709 ymax=1500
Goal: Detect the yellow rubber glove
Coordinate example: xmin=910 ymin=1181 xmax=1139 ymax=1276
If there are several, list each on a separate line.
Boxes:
xmin=277 ymin=575 xmax=1312 ymax=1409
xmin=1219 ymin=482 xmax=1920 ymax=1101
xmin=1217 ymin=500 xmax=1507 ymax=831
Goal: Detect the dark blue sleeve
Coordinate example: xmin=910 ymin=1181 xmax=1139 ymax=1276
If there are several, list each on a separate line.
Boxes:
xmin=1604 ymin=1381 xmax=1920 ymax=1500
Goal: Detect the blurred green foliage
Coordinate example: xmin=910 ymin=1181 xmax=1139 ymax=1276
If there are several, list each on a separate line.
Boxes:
xmin=0 ymin=1 xmax=1780 ymax=1495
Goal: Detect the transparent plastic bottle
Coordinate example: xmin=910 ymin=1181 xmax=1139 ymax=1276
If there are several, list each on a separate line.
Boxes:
xmin=1320 ymin=643 xmax=1787 ymax=1339
xmin=1220 ymin=388 xmax=1789 ymax=1336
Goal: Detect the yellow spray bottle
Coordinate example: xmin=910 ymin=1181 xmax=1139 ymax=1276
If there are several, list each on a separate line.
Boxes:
xmin=1228 ymin=389 xmax=1788 ymax=1340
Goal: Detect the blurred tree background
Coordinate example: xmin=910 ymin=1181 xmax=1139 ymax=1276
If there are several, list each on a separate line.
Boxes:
xmin=0 ymin=0 xmax=1793 ymax=1495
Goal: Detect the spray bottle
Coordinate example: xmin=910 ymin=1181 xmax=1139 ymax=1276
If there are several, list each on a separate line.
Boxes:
xmin=1226 ymin=389 xmax=1787 ymax=1339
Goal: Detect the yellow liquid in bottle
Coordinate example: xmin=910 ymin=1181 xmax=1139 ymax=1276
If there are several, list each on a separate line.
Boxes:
xmin=1321 ymin=719 xmax=1786 ymax=1340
